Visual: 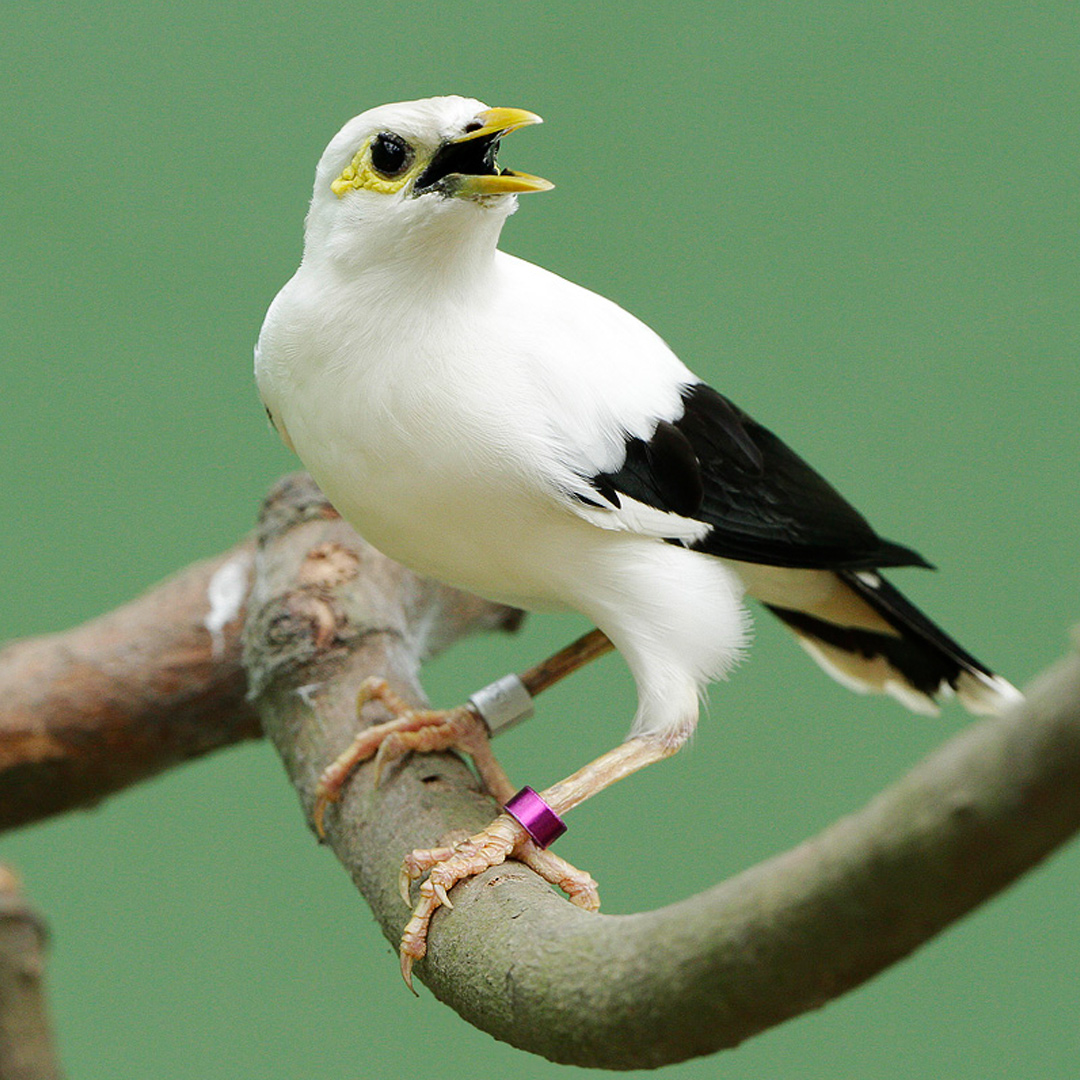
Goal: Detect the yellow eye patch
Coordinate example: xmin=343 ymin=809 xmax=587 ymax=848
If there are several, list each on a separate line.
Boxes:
xmin=331 ymin=138 xmax=421 ymax=197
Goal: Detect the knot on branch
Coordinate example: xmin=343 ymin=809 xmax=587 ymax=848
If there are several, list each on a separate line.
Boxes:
xmin=242 ymin=477 xmax=412 ymax=700
xmin=257 ymin=473 xmax=342 ymax=535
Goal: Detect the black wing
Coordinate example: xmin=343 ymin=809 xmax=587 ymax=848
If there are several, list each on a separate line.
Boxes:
xmin=587 ymin=383 xmax=930 ymax=571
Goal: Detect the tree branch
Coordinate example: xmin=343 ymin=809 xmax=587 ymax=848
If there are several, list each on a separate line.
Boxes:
xmin=0 ymin=540 xmax=260 ymax=830
xmin=0 ymin=866 xmax=61 ymax=1080
xmin=3 ymin=472 xmax=1077 ymax=1069
xmin=243 ymin=474 xmax=1080 ymax=1069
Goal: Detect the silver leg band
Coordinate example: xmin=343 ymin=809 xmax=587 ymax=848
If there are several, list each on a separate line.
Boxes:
xmin=468 ymin=674 xmax=535 ymax=736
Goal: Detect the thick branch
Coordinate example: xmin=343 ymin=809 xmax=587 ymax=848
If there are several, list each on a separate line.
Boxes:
xmin=0 ymin=540 xmax=260 ymax=830
xmin=0 ymin=866 xmax=61 ymax=1080
xmin=245 ymin=475 xmax=1080 ymax=1069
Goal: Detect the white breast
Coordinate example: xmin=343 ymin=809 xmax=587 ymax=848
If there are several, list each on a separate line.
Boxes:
xmin=255 ymin=250 xmax=696 ymax=607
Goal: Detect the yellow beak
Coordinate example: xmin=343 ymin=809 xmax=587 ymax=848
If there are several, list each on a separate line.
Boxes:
xmin=447 ymin=107 xmax=553 ymax=196
xmin=454 ymin=107 xmax=545 ymax=143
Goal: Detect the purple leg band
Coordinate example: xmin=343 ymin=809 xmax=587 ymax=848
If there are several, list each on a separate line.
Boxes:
xmin=504 ymin=786 xmax=567 ymax=849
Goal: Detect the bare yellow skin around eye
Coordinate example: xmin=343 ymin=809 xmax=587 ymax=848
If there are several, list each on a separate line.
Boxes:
xmin=331 ymin=137 xmax=421 ymax=197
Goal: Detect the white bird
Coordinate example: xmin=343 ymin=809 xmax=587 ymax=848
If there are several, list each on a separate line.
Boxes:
xmin=255 ymin=95 xmax=1022 ymax=987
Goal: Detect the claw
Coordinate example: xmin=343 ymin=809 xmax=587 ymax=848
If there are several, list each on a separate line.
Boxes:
xmin=312 ymin=782 xmax=338 ymax=841
xmin=399 ymin=866 xmax=414 ymax=906
xmin=433 ymin=881 xmax=452 ymax=909
xmin=372 ymin=734 xmax=405 ymax=787
xmin=400 ymin=951 xmax=418 ymax=995
xmin=356 ymin=675 xmax=388 ymax=710
xmin=399 ymin=905 xmax=433 ymax=993
xmin=567 ymin=881 xmax=601 ymax=911
xmin=372 ymin=747 xmax=389 ymax=788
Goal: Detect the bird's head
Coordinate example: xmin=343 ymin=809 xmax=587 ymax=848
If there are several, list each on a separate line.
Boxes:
xmin=303 ymin=96 xmax=551 ymax=272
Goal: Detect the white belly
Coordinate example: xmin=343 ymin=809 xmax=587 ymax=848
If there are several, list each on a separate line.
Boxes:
xmin=318 ymin=461 xmax=574 ymax=611
xmin=275 ymin=372 xmax=570 ymax=610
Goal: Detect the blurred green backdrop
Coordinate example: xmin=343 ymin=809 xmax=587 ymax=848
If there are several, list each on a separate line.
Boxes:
xmin=2 ymin=2 xmax=1077 ymax=1077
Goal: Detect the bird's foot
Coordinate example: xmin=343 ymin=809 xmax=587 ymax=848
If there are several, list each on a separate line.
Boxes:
xmin=313 ymin=676 xmax=488 ymax=838
xmin=397 ymin=813 xmax=600 ymax=991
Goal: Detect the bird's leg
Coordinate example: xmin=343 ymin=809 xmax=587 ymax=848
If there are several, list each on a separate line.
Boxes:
xmin=398 ymin=734 xmax=677 ymax=989
xmin=312 ymin=629 xmax=614 ymax=837
xmin=517 ymin=627 xmax=615 ymax=697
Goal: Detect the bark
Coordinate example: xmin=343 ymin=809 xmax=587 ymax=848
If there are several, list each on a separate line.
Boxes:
xmin=0 ymin=866 xmax=61 ymax=1080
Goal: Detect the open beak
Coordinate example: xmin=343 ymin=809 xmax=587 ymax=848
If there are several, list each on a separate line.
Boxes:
xmin=413 ymin=107 xmax=553 ymax=198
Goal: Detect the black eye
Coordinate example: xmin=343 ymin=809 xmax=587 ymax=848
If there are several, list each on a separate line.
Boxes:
xmin=370 ymin=132 xmax=412 ymax=178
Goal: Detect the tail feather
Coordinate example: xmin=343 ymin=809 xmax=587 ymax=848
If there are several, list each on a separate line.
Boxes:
xmin=765 ymin=569 xmax=1022 ymax=717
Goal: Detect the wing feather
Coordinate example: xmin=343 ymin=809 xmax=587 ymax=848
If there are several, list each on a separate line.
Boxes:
xmin=575 ymin=382 xmax=930 ymax=571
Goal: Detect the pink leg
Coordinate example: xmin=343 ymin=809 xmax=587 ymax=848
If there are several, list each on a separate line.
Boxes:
xmin=309 ymin=630 xmax=623 ymax=990
xmin=397 ymin=736 xmax=677 ymax=989
xmin=312 ymin=630 xmax=614 ymax=836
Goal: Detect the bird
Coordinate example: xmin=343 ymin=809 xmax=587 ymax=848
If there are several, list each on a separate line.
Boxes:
xmin=255 ymin=95 xmax=1022 ymax=988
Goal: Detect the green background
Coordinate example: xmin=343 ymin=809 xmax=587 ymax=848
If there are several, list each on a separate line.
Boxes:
xmin=2 ymin=3 xmax=1077 ymax=1076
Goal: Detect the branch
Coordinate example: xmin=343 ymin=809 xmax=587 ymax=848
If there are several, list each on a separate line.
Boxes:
xmin=0 ymin=866 xmax=61 ymax=1080
xmin=0 ymin=540 xmax=260 ymax=830
xmin=244 ymin=475 xmax=1080 ymax=1069
xmin=3 ymin=472 xmax=1076 ymax=1069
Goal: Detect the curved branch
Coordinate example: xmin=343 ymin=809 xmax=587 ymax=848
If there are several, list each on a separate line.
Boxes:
xmin=3 ymin=471 xmax=1075 ymax=1068
xmin=245 ymin=475 xmax=1080 ymax=1069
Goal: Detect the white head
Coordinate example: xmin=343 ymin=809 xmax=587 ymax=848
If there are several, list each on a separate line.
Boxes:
xmin=302 ymin=96 xmax=551 ymax=274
